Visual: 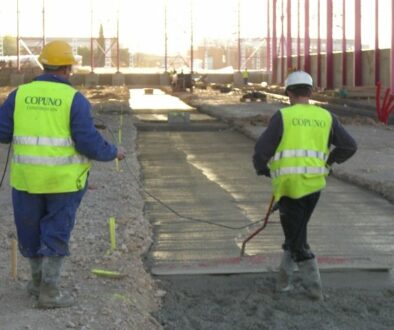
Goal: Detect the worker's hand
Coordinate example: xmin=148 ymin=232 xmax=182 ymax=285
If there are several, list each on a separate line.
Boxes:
xmin=116 ymin=146 xmax=126 ymax=160
xmin=325 ymin=163 xmax=333 ymax=176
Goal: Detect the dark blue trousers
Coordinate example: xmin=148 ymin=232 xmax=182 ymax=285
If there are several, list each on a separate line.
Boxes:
xmin=279 ymin=191 xmax=321 ymax=262
xmin=12 ymin=186 xmax=87 ymax=257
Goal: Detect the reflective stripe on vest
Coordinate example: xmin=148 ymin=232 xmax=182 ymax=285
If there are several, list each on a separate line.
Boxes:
xmin=272 ymin=149 xmax=328 ymax=162
xmin=13 ymin=136 xmax=74 ymax=147
xmin=13 ymin=154 xmax=89 ymax=165
xmin=271 ymin=166 xmax=329 ymax=179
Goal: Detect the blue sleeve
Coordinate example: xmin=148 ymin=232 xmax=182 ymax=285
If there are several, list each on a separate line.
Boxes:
xmin=0 ymin=90 xmax=16 ymax=144
xmin=253 ymin=111 xmax=283 ymax=176
xmin=70 ymin=92 xmax=117 ymax=161
xmin=327 ymin=115 xmax=357 ymax=165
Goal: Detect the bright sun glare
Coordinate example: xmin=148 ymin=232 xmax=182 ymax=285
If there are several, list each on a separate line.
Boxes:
xmin=0 ymin=0 xmax=391 ymax=55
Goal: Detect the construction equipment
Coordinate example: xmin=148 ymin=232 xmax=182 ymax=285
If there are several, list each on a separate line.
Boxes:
xmin=240 ymin=196 xmax=276 ymax=257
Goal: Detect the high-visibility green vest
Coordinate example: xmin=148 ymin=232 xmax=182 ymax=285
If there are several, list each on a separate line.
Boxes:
xmin=11 ymin=80 xmax=91 ymax=193
xmin=269 ymin=104 xmax=332 ymax=201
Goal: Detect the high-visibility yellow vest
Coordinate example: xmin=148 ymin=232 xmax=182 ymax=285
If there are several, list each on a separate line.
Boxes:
xmin=269 ymin=104 xmax=332 ymax=201
xmin=11 ymin=80 xmax=91 ymax=193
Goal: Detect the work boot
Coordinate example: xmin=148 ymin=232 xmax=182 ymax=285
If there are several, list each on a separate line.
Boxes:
xmin=37 ymin=256 xmax=74 ymax=309
xmin=27 ymin=257 xmax=42 ymax=297
xmin=297 ymin=258 xmax=323 ymax=301
xmin=276 ymin=251 xmax=296 ymax=292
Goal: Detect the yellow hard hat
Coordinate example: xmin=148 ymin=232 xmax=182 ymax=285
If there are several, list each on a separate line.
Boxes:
xmin=38 ymin=40 xmax=77 ymax=66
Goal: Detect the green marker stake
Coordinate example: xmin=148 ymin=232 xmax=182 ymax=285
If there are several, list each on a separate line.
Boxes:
xmin=109 ymin=217 xmax=116 ymax=250
xmin=118 ymin=128 xmax=122 ymax=144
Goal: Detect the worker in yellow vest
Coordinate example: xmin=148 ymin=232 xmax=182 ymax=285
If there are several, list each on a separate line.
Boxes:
xmin=253 ymin=71 xmax=357 ymax=300
xmin=0 ymin=41 xmax=125 ymax=308
xmin=242 ymin=68 xmax=249 ymax=86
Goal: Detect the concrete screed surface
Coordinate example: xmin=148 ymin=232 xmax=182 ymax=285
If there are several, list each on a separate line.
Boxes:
xmin=137 ymin=89 xmax=394 ymax=329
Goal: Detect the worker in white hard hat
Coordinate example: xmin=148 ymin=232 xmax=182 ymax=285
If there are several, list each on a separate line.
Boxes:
xmin=0 ymin=40 xmax=126 ymax=308
xmin=253 ymin=71 xmax=357 ymax=300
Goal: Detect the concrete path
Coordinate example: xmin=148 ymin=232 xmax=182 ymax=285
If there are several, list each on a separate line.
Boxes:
xmin=134 ymin=90 xmax=394 ymax=275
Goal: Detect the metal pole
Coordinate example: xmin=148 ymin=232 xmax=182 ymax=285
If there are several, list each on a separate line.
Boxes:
xmin=272 ymin=0 xmax=277 ymax=83
xmin=286 ymin=0 xmax=291 ymax=72
xmin=391 ymin=0 xmax=394 ymax=95
xmin=317 ymin=0 xmax=321 ymax=87
xmin=304 ymin=0 xmax=310 ymax=73
xmin=164 ymin=0 xmax=168 ymax=72
xmin=17 ymin=0 xmax=20 ymax=71
xmin=237 ymin=0 xmax=241 ymax=71
xmin=42 ymin=0 xmax=46 ymax=46
xmin=90 ymin=0 xmax=94 ymax=73
xmin=190 ymin=0 xmax=194 ymax=74
xmin=342 ymin=0 xmax=347 ymax=86
xmin=267 ymin=0 xmax=271 ymax=71
xmin=280 ymin=0 xmax=284 ymax=83
xmin=354 ymin=0 xmax=362 ymax=86
xmin=297 ymin=0 xmax=300 ymax=70
xmin=326 ymin=0 xmax=333 ymax=89
xmin=374 ymin=0 xmax=380 ymax=84
xmin=116 ymin=7 xmax=120 ymax=73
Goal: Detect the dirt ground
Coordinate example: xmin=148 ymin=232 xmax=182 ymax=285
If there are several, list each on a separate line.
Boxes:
xmin=0 ymin=86 xmax=162 ymax=330
xmin=0 ymin=85 xmax=393 ymax=329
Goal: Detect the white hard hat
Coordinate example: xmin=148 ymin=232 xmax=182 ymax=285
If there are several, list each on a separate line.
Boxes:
xmin=285 ymin=71 xmax=313 ymax=93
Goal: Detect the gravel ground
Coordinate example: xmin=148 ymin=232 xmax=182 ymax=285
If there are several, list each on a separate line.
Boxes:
xmin=0 ymin=87 xmax=162 ymax=330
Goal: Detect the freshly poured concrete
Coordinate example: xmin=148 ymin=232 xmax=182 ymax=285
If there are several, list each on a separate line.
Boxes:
xmin=139 ymin=131 xmax=393 ymax=275
xmin=134 ymin=89 xmax=393 ymax=275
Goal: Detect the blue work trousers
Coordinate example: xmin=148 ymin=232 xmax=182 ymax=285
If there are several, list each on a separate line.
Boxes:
xmin=12 ymin=186 xmax=87 ymax=257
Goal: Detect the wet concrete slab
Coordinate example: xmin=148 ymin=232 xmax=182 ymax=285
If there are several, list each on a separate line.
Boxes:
xmin=135 ymin=92 xmax=393 ymax=276
xmin=139 ymin=130 xmax=393 ymax=275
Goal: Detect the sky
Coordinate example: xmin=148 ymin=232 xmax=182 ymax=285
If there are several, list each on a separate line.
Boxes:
xmin=0 ymin=0 xmax=392 ymax=55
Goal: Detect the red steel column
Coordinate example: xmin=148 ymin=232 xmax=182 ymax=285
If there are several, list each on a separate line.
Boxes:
xmin=326 ymin=0 xmax=333 ymax=89
xmin=304 ymin=0 xmax=310 ymax=73
xmin=267 ymin=0 xmax=271 ymax=71
xmin=286 ymin=0 xmax=292 ymax=71
xmin=374 ymin=0 xmax=380 ymax=84
xmin=280 ymin=0 xmax=285 ymax=83
xmin=272 ymin=0 xmax=278 ymax=83
xmin=391 ymin=0 xmax=394 ymax=94
xmin=342 ymin=0 xmax=347 ymax=86
xmin=297 ymin=0 xmax=301 ymax=69
xmin=354 ymin=0 xmax=362 ymax=86
xmin=317 ymin=0 xmax=321 ymax=87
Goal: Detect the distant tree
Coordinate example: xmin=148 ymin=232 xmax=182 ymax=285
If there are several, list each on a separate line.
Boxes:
xmin=77 ymin=47 xmax=90 ymax=66
xmin=3 ymin=36 xmax=17 ymax=55
xmin=95 ymin=24 xmax=105 ymax=67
